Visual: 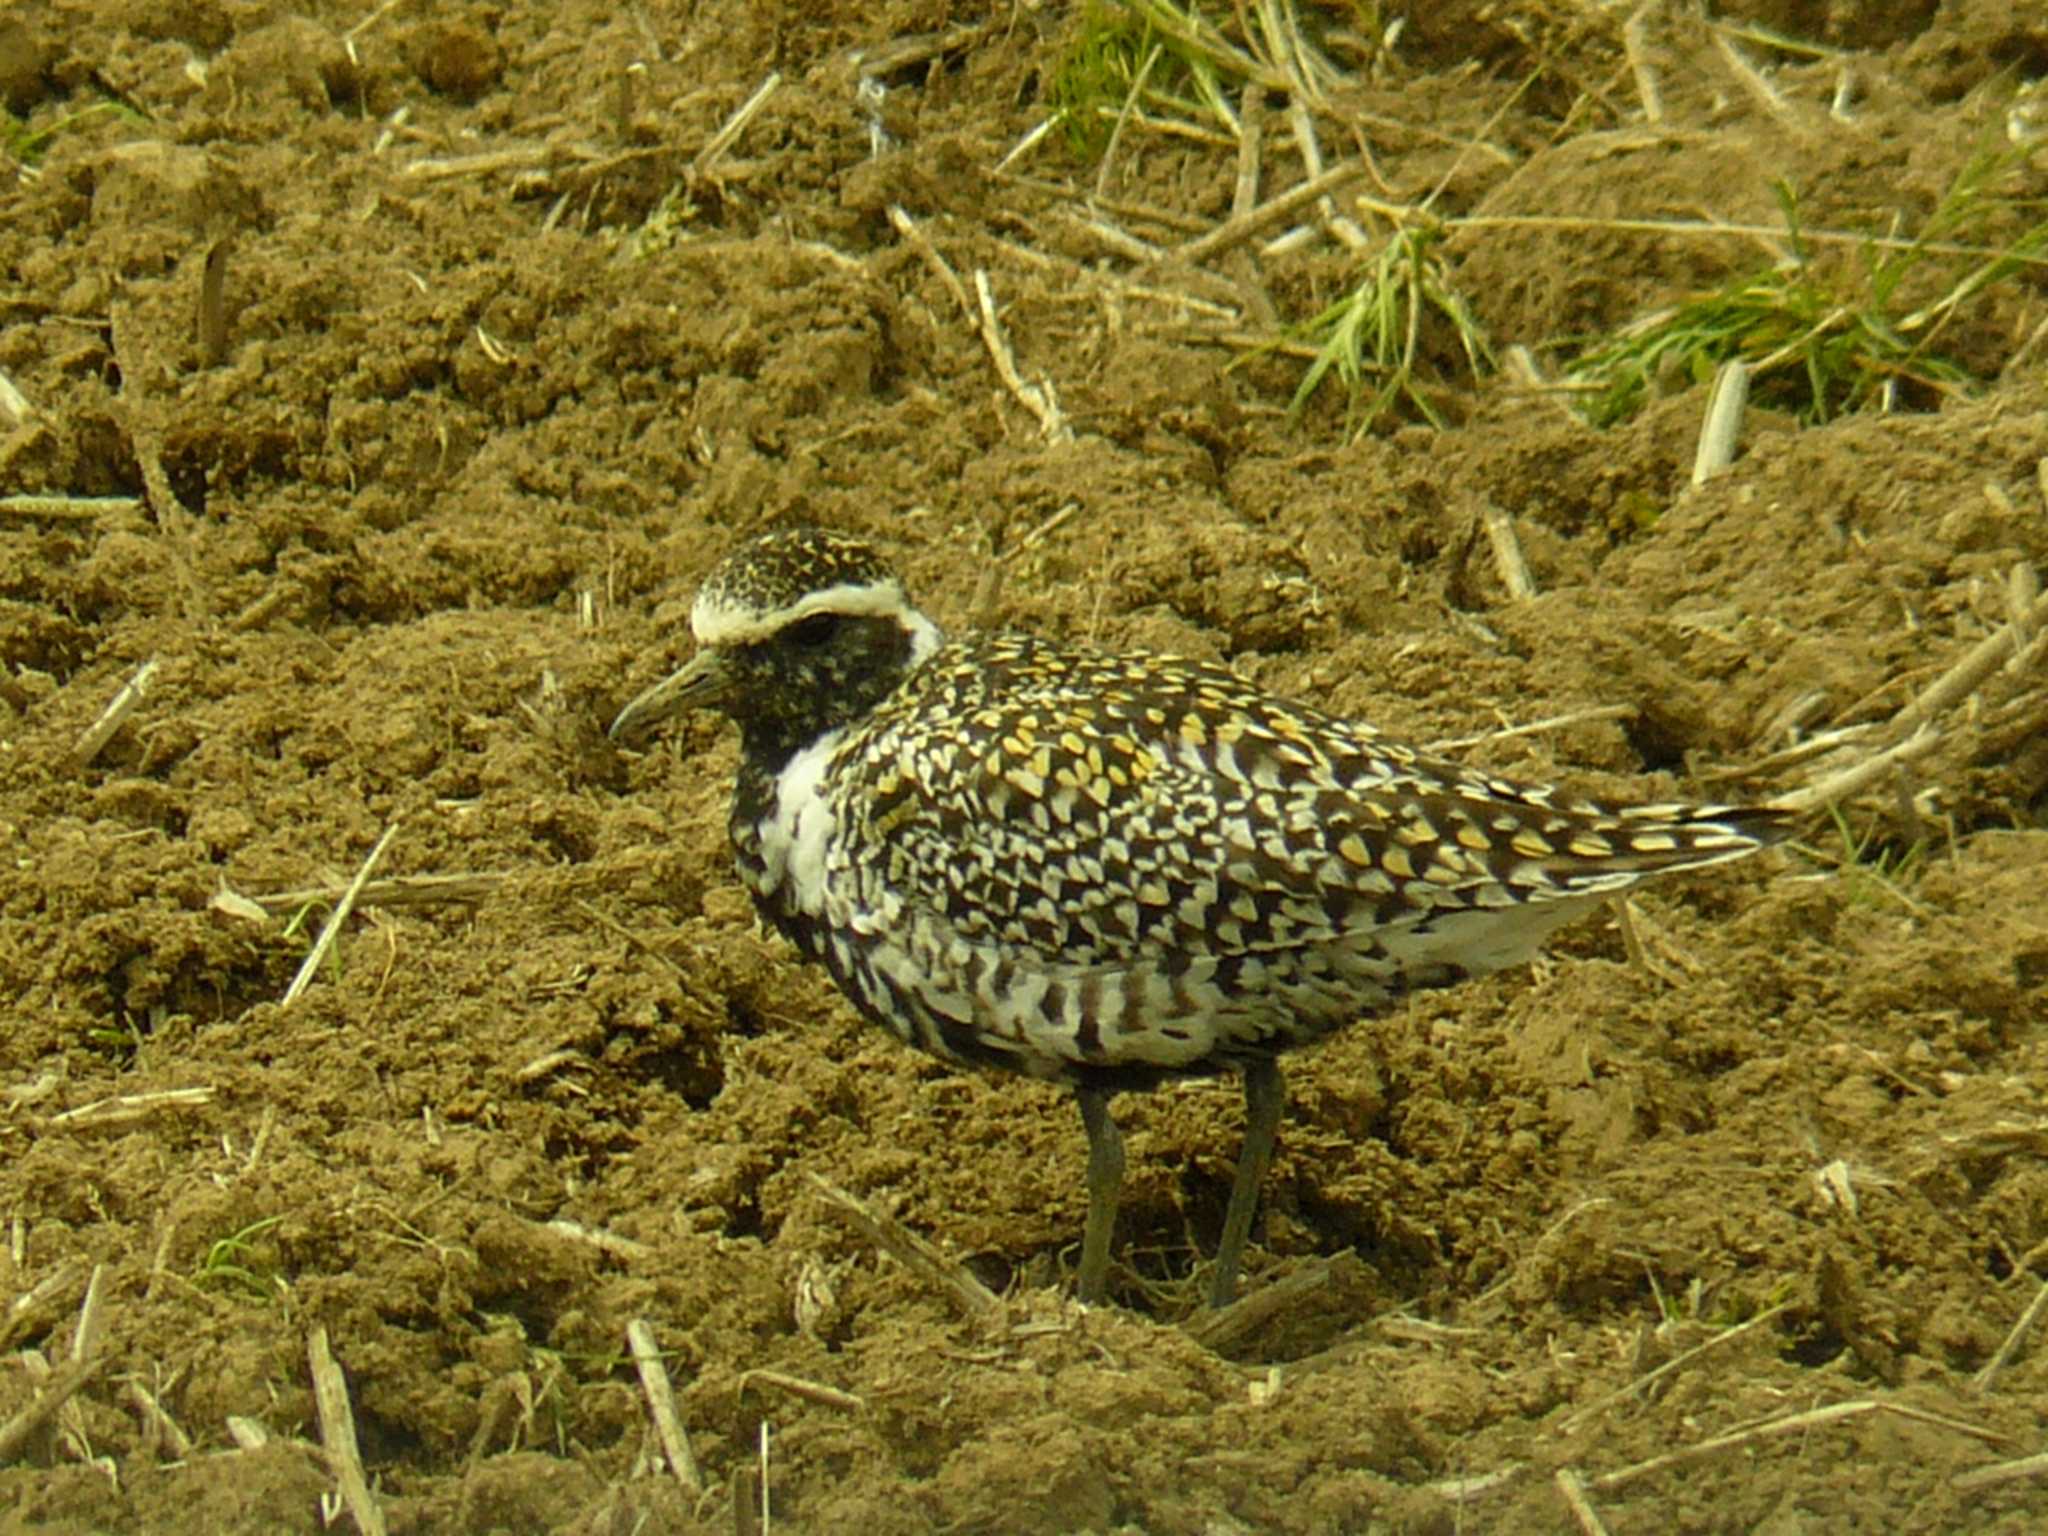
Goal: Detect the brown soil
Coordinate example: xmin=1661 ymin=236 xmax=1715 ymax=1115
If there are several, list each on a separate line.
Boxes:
xmin=4 ymin=1 xmax=2048 ymax=1532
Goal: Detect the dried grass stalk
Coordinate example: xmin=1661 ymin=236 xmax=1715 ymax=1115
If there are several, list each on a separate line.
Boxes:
xmin=309 ymin=1326 xmax=388 ymax=1536
xmin=71 ymin=657 xmax=161 ymax=769
xmin=281 ymin=823 xmax=401 ymax=1007
xmin=809 ymin=1175 xmax=1001 ymax=1321
xmin=0 ymin=1356 xmax=103 ymax=1462
xmin=626 ymin=1318 xmax=703 ymax=1493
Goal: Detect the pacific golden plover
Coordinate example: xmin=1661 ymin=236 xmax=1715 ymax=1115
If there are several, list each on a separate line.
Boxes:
xmin=611 ymin=527 xmax=1790 ymax=1306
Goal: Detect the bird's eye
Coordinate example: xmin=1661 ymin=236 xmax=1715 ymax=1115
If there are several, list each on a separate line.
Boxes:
xmin=787 ymin=613 xmax=840 ymax=648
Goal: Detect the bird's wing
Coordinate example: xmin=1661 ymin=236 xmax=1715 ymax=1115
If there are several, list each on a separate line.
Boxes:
xmin=835 ymin=635 xmax=1783 ymax=973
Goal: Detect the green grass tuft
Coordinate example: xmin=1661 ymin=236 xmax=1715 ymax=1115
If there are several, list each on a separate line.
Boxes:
xmin=1567 ymin=142 xmax=2048 ymax=427
xmin=1046 ymin=2 xmax=1156 ymax=159
xmin=194 ymin=1215 xmax=287 ymax=1302
xmin=1272 ymin=217 xmax=1494 ymax=436
xmin=1046 ymin=0 xmax=1241 ymax=159
xmin=1808 ymin=803 xmax=1930 ymax=916
xmin=2 ymin=99 xmax=146 ymax=167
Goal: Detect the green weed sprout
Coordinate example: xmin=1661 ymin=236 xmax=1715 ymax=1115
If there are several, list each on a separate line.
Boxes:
xmin=1281 ymin=217 xmax=1495 ymax=435
xmin=1569 ymin=145 xmax=2048 ymax=427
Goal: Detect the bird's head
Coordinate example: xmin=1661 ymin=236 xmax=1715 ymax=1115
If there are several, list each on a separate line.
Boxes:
xmin=609 ymin=527 xmax=944 ymax=761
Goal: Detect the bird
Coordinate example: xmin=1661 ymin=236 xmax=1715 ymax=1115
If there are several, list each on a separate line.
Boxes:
xmin=609 ymin=526 xmax=1792 ymax=1308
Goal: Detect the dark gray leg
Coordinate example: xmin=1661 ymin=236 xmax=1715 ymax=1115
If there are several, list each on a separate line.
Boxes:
xmin=1210 ymin=1058 xmax=1286 ymax=1307
xmin=1075 ymin=1086 xmax=1125 ymax=1304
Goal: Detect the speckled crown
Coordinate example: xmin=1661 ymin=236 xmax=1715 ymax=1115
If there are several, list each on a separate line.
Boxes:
xmin=689 ymin=528 xmax=910 ymax=645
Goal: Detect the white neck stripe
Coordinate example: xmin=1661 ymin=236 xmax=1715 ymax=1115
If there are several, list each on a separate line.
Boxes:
xmin=903 ymin=609 xmax=944 ymax=668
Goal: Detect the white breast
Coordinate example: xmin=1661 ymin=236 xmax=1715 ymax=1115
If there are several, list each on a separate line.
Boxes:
xmin=759 ymin=728 xmax=845 ymax=914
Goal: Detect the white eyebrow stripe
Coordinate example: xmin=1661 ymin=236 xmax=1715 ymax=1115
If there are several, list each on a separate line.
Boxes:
xmin=690 ymin=579 xmax=913 ymax=646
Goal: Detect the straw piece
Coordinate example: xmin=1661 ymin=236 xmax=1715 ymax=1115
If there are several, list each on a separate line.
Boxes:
xmin=809 ymin=1174 xmax=1000 ymax=1321
xmin=737 ymin=1368 xmax=865 ymax=1413
xmin=1555 ymin=1467 xmax=1612 ymax=1536
xmin=71 ymin=657 xmax=160 ymax=769
xmin=309 ymin=1326 xmax=387 ymax=1536
xmin=1481 ymin=505 xmax=1537 ymax=600
xmin=693 ymin=73 xmax=780 ymax=178
xmin=972 ymin=270 xmax=1073 ymax=445
xmin=1175 ymin=161 xmax=1370 ymax=265
xmin=1955 ymin=1448 xmax=2048 ymax=1493
xmin=243 ymin=870 xmax=508 ymax=914
xmin=49 ymin=1086 xmax=215 ymax=1129
xmin=1 ymin=495 xmax=141 ymax=520
xmin=282 ymin=823 xmax=401 ymax=1007
xmin=627 ymin=1318 xmax=703 ymax=1494
xmin=1973 ymin=1274 xmax=2048 ymax=1393
xmin=1886 ymin=583 xmax=2048 ymax=740
xmin=0 ymin=1356 xmax=103 ymax=1462
xmin=1691 ymin=359 xmax=1749 ymax=484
